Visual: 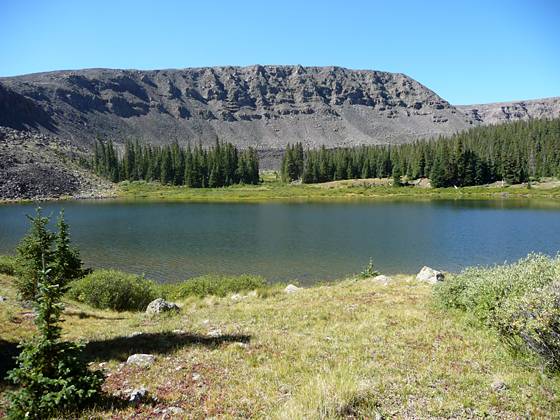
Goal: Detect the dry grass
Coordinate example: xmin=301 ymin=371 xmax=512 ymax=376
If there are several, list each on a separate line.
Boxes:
xmin=1 ymin=274 xmax=559 ymax=418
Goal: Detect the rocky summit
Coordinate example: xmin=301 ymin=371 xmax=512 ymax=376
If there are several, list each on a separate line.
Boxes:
xmin=3 ymin=65 xmax=557 ymax=152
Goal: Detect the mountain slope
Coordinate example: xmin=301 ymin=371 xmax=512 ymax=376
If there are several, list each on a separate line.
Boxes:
xmin=0 ymin=66 xmax=476 ymax=149
xmin=457 ymin=97 xmax=560 ymax=125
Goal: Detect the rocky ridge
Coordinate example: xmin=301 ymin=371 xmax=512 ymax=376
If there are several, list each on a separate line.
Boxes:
xmin=0 ymin=66 xmax=477 ymax=150
xmin=0 ymin=65 xmax=558 ymax=199
xmin=457 ymin=97 xmax=560 ymax=125
xmin=0 ymin=126 xmax=113 ymax=200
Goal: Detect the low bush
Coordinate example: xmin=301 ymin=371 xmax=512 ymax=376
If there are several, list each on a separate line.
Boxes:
xmin=434 ymin=253 xmax=560 ymax=370
xmin=164 ymin=274 xmax=266 ymax=299
xmin=496 ymin=281 xmax=560 ymax=370
xmin=67 ymin=269 xmax=158 ymax=311
xmin=0 ymin=255 xmax=17 ymax=275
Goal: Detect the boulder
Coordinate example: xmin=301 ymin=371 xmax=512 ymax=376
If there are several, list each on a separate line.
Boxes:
xmin=491 ymin=380 xmax=508 ymax=392
xmin=372 ymin=275 xmax=391 ymax=286
xmin=207 ymin=328 xmax=222 ymax=337
xmin=145 ymin=298 xmax=179 ymax=315
xmin=165 ymin=407 xmax=185 ymax=415
xmin=0 ymin=296 xmax=7 ymax=303
xmin=416 ymin=266 xmax=444 ymax=284
xmin=127 ymin=387 xmax=149 ymax=404
xmin=284 ymin=284 xmax=301 ymax=294
xmin=126 ymin=353 xmax=155 ymax=367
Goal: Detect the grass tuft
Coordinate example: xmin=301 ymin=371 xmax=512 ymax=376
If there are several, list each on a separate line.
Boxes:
xmin=162 ymin=274 xmax=267 ymax=299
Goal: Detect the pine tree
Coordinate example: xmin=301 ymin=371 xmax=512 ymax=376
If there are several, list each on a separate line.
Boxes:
xmin=392 ymin=164 xmax=402 ymax=187
xmin=8 ymin=248 xmax=103 ymax=418
xmin=15 ymin=208 xmax=55 ymax=301
xmin=52 ymin=210 xmax=83 ymax=290
xmin=430 ymin=153 xmax=447 ymax=188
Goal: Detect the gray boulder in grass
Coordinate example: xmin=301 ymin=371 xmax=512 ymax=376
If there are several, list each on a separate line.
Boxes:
xmin=126 ymin=354 xmax=155 ymax=367
xmin=128 ymin=387 xmax=149 ymax=404
xmin=284 ymin=284 xmax=301 ymax=294
xmin=145 ymin=298 xmax=179 ymax=315
xmin=416 ymin=266 xmax=445 ymax=284
xmin=372 ymin=275 xmax=391 ymax=286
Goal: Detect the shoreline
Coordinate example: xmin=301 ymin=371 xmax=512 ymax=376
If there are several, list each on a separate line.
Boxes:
xmin=2 ymin=178 xmax=560 ymax=205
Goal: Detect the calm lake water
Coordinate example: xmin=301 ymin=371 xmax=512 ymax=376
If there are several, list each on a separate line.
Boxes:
xmin=1 ymin=199 xmax=560 ymax=284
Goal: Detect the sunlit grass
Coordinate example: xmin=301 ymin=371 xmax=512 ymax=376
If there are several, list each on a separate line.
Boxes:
xmin=116 ymin=177 xmax=560 ymax=203
xmin=1 ymin=273 xmax=559 ymax=417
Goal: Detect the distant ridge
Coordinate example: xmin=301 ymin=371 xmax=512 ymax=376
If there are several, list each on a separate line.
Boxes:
xmin=457 ymin=97 xmax=560 ymax=125
xmin=0 ymin=66 xmax=558 ymax=150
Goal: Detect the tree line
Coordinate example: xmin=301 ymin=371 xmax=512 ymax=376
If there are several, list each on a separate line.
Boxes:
xmin=93 ymin=139 xmax=260 ymax=187
xmin=281 ymin=118 xmax=560 ymax=187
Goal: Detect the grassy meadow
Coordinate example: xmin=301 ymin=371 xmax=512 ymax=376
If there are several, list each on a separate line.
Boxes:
xmin=116 ymin=173 xmax=560 ymax=203
xmin=1 ymin=271 xmax=559 ymax=418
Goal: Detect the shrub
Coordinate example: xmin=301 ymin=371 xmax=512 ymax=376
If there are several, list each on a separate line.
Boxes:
xmin=496 ymin=281 xmax=560 ymax=370
xmin=434 ymin=253 xmax=560 ymax=322
xmin=68 ymin=270 xmax=158 ymax=311
xmin=358 ymin=258 xmax=379 ymax=279
xmin=434 ymin=253 xmax=560 ymax=370
xmin=165 ymin=274 xmax=266 ymax=299
xmin=0 ymin=255 xmax=17 ymax=275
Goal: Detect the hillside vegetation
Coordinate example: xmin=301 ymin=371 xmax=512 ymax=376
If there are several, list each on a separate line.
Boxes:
xmin=281 ymin=119 xmax=560 ymax=187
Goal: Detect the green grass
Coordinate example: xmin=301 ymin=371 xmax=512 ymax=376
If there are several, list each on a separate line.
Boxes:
xmin=1 ymin=273 xmax=559 ymax=418
xmin=0 ymin=255 xmax=16 ymax=276
xmin=116 ymin=176 xmax=560 ymax=203
xmin=161 ymin=274 xmax=267 ymax=299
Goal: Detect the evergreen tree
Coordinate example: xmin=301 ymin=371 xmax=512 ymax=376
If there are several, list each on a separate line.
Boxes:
xmin=52 ymin=210 xmax=84 ymax=290
xmin=392 ymin=164 xmax=402 ymax=187
xmin=15 ymin=208 xmax=55 ymax=301
xmin=8 ymin=244 xmax=103 ymax=418
xmin=430 ymin=154 xmax=447 ymax=188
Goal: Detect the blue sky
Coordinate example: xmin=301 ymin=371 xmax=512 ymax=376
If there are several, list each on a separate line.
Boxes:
xmin=1 ymin=0 xmax=559 ymax=104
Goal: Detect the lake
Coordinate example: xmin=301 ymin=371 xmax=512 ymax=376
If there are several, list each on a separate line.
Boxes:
xmin=1 ymin=199 xmax=559 ymax=284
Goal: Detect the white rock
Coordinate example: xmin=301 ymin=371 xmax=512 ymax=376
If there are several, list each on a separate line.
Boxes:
xmin=145 ymin=298 xmax=180 ymax=315
xmin=491 ymin=380 xmax=508 ymax=392
xmin=165 ymin=406 xmax=185 ymax=415
xmin=372 ymin=275 xmax=391 ymax=285
xmin=128 ymin=387 xmax=149 ymax=404
xmin=284 ymin=284 xmax=301 ymax=294
xmin=231 ymin=293 xmax=244 ymax=301
xmin=416 ymin=266 xmax=445 ymax=284
xmin=208 ymin=328 xmax=222 ymax=337
xmin=247 ymin=290 xmax=258 ymax=297
xmin=126 ymin=353 xmax=155 ymax=367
